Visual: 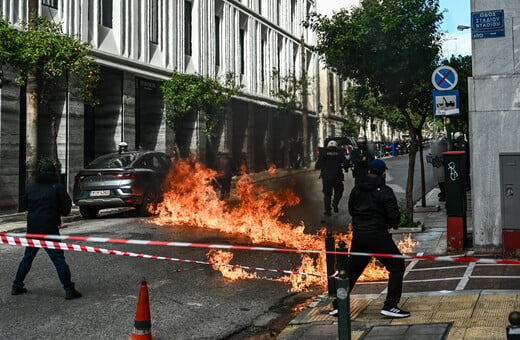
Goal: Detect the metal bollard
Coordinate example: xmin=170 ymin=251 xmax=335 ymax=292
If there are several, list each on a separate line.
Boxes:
xmin=336 ymin=270 xmax=351 ymax=340
xmin=336 ymin=240 xmax=349 ymax=273
xmin=325 ymin=231 xmax=336 ymax=296
xmin=507 ymin=311 xmax=520 ymax=339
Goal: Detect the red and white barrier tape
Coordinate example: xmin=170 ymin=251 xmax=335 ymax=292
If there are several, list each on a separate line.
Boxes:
xmin=2 ymin=232 xmax=520 ymax=265
xmin=2 ymin=232 xmax=322 ymax=253
xmin=0 ymin=235 xmax=323 ymax=277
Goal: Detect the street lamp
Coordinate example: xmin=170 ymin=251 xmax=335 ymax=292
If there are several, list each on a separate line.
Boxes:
xmin=457 ymin=25 xmax=471 ymax=31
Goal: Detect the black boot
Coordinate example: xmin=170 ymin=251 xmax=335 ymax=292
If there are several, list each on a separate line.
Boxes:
xmin=324 ymin=196 xmax=332 ymax=216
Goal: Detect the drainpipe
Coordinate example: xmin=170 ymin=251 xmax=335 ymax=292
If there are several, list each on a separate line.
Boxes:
xmin=121 ymin=76 xmax=125 ymax=144
xmin=65 ymin=71 xmax=70 ymax=188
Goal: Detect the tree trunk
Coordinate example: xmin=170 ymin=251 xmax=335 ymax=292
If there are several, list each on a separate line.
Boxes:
xmin=418 ymin=134 xmax=426 ymax=207
xmin=25 ymin=0 xmax=39 ymax=183
xmin=26 ymin=72 xmax=38 ymax=183
xmin=300 ymin=35 xmax=309 ymax=168
xmin=405 ymin=141 xmax=417 ymax=222
xmin=28 ymin=0 xmax=38 ymax=17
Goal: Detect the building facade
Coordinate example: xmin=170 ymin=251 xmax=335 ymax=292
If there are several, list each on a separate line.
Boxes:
xmin=468 ymin=0 xmax=520 ymax=252
xmin=0 ymin=0 xmax=330 ymax=213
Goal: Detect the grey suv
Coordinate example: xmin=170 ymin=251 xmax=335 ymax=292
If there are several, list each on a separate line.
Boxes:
xmin=73 ymin=151 xmax=172 ymax=219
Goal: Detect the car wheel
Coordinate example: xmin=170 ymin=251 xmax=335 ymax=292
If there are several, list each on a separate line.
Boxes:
xmin=136 ymin=190 xmax=158 ymax=217
xmin=80 ymin=206 xmax=99 ymax=219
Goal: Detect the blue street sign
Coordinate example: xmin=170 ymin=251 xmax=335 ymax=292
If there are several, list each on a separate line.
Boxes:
xmin=431 ymin=66 xmax=458 ymax=91
xmin=471 ymin=10 xmax=505 ymax=39
xmin=433 ymin=90 xmax=460 ymax=117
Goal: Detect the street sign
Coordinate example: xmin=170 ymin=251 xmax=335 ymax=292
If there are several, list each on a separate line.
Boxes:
xmin=433 ymin=90 xmax=460 ymax=117
xmin=471 ymin=10 xmax=505 ymax=39
xmin=431 ymin=66 xmax=458 ymax=91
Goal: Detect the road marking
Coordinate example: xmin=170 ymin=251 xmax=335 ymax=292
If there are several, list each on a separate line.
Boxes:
xmin=456 ymin=262 xmax=476 ymax=290
xmin=410 ymin=265 xmax=467 ymax=271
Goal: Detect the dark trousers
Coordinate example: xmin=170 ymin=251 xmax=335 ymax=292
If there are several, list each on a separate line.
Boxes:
xmin=348 ymin=232 xmax=405 ymax=309
xmin=322 ymin=178 xmax=344 ymax=212
xmin=13 ymin=246 xmax=75 ymax=292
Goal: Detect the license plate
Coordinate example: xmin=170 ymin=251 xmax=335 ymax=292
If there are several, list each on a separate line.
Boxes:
xmin=89 ymin=190 xmax=110 ymax=197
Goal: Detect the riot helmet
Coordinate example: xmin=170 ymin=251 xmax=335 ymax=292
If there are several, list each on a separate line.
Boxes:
xmin=327 ymin=140 xmax=338 ymax=148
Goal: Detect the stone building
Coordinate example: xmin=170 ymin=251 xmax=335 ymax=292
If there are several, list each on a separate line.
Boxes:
xmin=468 ymin=0 xmax=520 ymax=252
xmin=0 ymin=0 xmax=330 ymax=213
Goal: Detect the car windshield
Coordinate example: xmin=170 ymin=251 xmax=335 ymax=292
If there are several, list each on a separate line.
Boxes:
xmin=85 ymin=153 xmax=138 ymax=169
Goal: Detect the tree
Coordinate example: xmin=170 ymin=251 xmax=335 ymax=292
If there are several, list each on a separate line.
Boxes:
xmin=443 ymin=55 xmax=471 ymax=134
xmin=2 ymin=15 xmax=99 ymax=181
xmin=306 ymin=0 xmax=444 ymax=222
xmin=343 ymin=83 xmax=386 ymax=138
xmin=270 ymin=67 xmax=308 ymax=115
xmin=161 ymin=71 xmax=242 ymax=144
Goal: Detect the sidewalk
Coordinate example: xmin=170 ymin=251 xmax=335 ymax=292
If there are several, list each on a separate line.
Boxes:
xmin=0 ymin=206 xmax=129 ymax=233
xmin=278 ymin=188 xmax=518 ymax=340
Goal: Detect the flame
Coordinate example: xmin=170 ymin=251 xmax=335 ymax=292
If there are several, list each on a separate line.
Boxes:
xmin=152 ymin=157 xmax=416 ymax=292
xmin=207 ymin=249 xmax=258 ymax=280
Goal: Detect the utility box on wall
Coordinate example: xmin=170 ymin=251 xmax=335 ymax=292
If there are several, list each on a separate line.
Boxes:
xmin=500 ymin=153 xmax=520 ymax=257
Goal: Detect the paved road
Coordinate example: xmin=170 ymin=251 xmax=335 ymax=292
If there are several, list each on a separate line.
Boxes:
xmin=1 ymin=214 xmax=316 ymax=340
xmin=4 ymin=151 xmax=516 ymax=339
xmin=273 ymin=150 xmax=435 ymax=234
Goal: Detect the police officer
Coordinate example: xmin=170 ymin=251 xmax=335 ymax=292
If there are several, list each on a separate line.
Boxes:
xmin=351 ymin=136 xmax=375 ymax=184
xmin=315 ymin=140 xmax=350 ymax=216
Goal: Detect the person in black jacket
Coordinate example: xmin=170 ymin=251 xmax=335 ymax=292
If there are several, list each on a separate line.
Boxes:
xmin=350 ymin=136 xmax=375 ymax=184
xmin=315 ymin=140 xmax=350 ymax=216
xmin=347 ymin=159 xmax=410 ymax=318
xmin=11 ymin=164 xmax=82 ymax=299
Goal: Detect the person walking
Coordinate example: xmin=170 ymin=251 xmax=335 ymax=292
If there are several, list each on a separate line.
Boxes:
xmin=315 ymin=140 xmax=349 ymax=216
xmin=347 ymin=159 xmax=409 ymax=318
xmin=11 ymin=164 xmax=82 ymax=299
xmin=351 ymin=136 xmax=374 ymax=184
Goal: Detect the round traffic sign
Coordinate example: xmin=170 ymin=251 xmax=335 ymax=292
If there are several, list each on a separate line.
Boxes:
xmin=431 ymin=66 xmax=458 ymax=91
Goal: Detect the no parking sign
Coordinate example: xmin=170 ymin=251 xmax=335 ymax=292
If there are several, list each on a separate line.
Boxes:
xmin=431 ymin=66 xmax=458 ymax=91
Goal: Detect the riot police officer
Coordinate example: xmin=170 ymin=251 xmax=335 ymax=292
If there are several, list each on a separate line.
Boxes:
xmin=351 ymin=136 xmax=375 ymax=184
xmin=315 ymin=140 xmax=350 ymax=216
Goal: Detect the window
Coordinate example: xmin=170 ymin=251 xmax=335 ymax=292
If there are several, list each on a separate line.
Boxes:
xmin=277 ymin=0 xmax=281 ymax=25
xmin=261 ymin=39 xmax=265 ymax=90
xmin=215 ymin=16 xmax=220 ymax=66
xmin=328 ymin=73 xmax=335 ymax=110
xmin=239 ymin=29 xmax=245 ymax=75
xmin=149 ymin=0 xmax=159 ymax=44
xmin=291 ymin=0 xmax=296 ymax=32
xmin=184 ymin=1 xmax=192 ymax=56
xmin=339 ymin=81 xmax=344 ymax=114
xmin=100 ymin=0 xmax=113 ymax=28
xmin=42 ymin=0 xmax=58 ymax=9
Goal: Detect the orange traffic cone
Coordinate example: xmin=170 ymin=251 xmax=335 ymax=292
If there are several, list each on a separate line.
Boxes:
xmin=129 ymin=280 xmax=155 ymax=340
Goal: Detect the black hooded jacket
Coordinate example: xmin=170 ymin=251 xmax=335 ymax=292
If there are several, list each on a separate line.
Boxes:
xmin=22 ymin=171 xmax=72 ymax=235
xmin=348 ymin=173 xmax=400 ymax=236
